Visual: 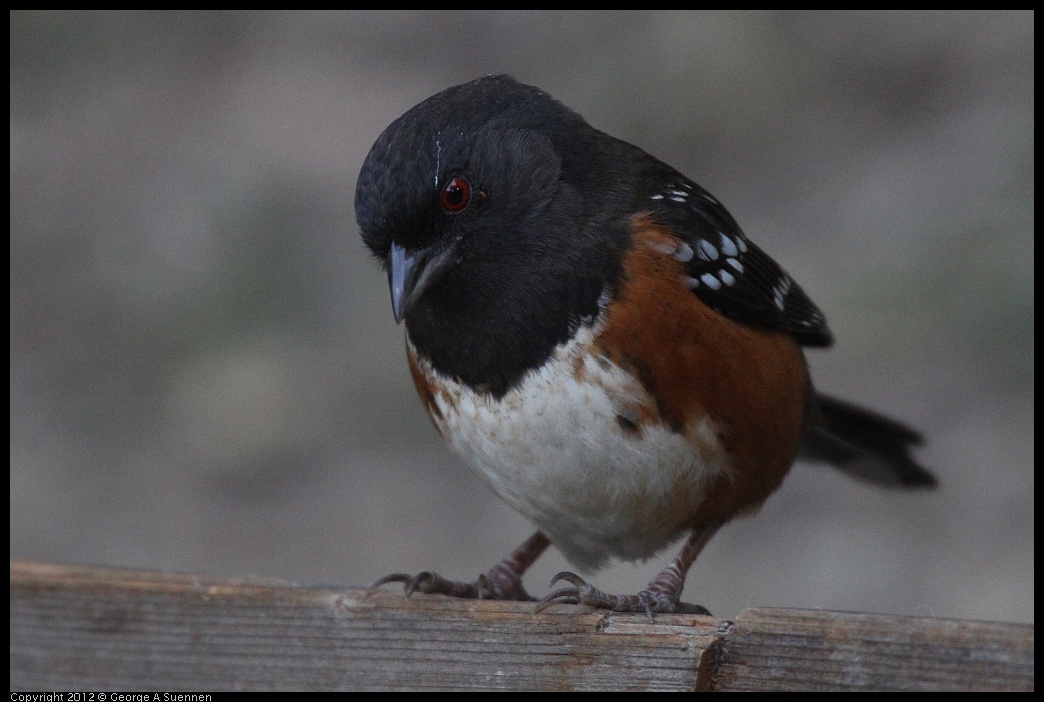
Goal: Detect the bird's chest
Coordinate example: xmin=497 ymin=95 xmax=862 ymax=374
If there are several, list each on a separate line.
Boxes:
xmin=405 ymin=326 xmax=733 ymax=571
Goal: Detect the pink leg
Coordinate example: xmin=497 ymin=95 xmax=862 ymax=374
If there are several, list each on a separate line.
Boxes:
xmin=536 ymin=524 xmax=722 ymax=617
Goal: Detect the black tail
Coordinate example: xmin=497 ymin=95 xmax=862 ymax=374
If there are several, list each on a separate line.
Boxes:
xmin=799 ymin=393 xmax=936 ymax=488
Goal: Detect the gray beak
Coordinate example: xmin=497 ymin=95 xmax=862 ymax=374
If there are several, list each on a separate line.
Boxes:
xmin=388 ymin=240 xmax=460 ymax=324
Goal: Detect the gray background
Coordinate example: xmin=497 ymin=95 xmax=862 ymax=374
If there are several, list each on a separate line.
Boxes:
xmin=10 ymin=11 xmax=1033 ymax=624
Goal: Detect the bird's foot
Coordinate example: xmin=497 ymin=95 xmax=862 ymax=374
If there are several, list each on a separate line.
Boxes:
xmin=534 ymin=571 xmax=711 ymax=618
xmin=371 ymin=567 xmax=533 ymax=601
xmin=370 ymin=531 xmax=550 ymax=602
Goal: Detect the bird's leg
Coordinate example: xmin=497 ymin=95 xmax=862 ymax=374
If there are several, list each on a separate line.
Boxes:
xmin=371 ymin=531 xmax=550 ymax=601
xmin=535 ymin=523 xmax=722 ymax=617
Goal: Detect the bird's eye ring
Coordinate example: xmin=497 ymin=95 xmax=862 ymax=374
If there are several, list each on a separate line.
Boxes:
xmin=440 ymin=176 xmax=472 ymax=214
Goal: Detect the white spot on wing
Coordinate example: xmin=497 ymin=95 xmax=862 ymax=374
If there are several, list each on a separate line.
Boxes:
xmin=773 ymin=277 xmax=792 ymax=311
xmin=719 ymin=233 xmax=739 ymax=257
xmin=697 ymin=239 xmax=719 ymax=261
xmin=700 ymin=273 xmax=721 ymax=290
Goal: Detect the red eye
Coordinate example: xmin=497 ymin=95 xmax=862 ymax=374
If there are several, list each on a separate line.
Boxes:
xmin=440 ymin=176 xmax=472 ymax=213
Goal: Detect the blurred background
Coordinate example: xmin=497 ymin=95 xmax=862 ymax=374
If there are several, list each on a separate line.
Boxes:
xmin=10 ymin=11 xmax=1032 ymax=624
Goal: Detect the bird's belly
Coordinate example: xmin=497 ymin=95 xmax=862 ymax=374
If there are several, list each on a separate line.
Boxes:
xmin=408 ymin=328 xmax=733 ymax=572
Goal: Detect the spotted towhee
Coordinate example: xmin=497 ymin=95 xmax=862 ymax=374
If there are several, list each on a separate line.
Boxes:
xmin=355 ymin=75 xmax=935 ymax=615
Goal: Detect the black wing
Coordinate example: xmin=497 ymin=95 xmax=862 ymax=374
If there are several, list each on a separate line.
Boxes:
xmin=645 ymin=175 xmax=832 ymax=347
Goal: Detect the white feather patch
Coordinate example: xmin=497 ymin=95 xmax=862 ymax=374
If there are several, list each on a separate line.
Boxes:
xmin=407 ymin=321 xmax=733 ymax=572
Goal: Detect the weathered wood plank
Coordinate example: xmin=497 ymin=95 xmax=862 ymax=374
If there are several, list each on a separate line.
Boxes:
xmin=10 ymin=562 xmax=1032 ymax=691
xmin=10 ymin=561 xmax=719 ymax=691
xmin=712 ymin=607 xmax=1034 ymax=691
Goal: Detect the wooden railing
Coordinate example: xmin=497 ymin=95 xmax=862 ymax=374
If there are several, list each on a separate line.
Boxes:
xmin=10 ymin=561 xmax=1034 ymax=691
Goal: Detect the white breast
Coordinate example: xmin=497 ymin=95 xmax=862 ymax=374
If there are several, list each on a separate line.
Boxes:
xmin=408 ymin=323 xmax=733 ymax=573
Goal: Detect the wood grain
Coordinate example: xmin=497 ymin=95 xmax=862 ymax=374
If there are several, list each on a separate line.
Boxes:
xmin=10 ymin=561 xmax=1032 ymax=691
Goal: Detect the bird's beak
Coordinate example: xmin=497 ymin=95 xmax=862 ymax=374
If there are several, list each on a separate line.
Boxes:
xmin=388 ymin=240 xmax=460 ymax=324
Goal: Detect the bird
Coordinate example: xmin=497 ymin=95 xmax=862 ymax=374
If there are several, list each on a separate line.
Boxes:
xmin=354 ymin=75 xmax=935 ymax=616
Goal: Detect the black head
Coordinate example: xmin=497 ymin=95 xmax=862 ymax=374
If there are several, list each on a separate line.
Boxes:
xmin=355 ymin=75 xmax=636 ymax=395
xmin=357 ymin=76 xmax=593 ymax=258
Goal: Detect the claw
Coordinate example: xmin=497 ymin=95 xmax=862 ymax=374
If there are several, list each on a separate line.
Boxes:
xmin=548 ymin=571 xmax=586 ymax=588
xmin=534 ymin=571 xmax=595 ymax=613
xmin=534 ymin=586 xmax=580 ymax=613
xmin=637 ymin=591 xmax=657 ymax=621
xmin=368 ymin=573 xmax=412 ymax=594
xmin=475 ymin=573 xmax=491 ymax=600
xmin=403 ymin=571 xmax=431 ymax=598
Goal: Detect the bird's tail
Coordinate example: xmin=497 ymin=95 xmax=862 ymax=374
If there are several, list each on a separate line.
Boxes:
xmin=799 ymin=393 xmax=936 ymax=488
